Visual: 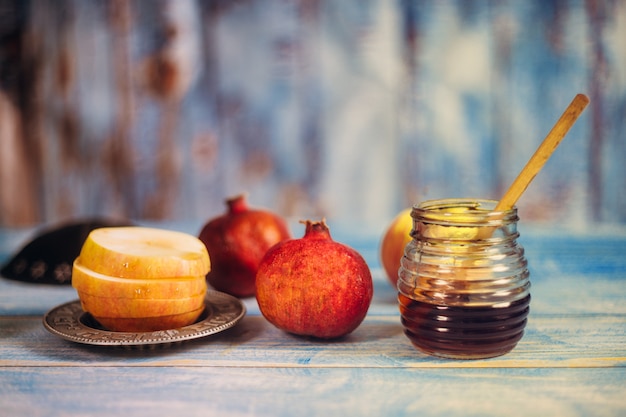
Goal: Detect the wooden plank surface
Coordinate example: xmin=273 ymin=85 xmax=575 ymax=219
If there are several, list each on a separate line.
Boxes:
xmin=1 ymin=314 xmax=625 ymax=369
xmin=2 ymin=228 xmax=626 ymax=317
xmin=2 ymin=367 xmax=625 ymax=417
xmin=1 ymin=230 xmax=626 ymax=416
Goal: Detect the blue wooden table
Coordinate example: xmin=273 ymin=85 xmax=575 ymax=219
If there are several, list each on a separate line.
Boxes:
xmin=1 ymin=224 xmax=625 ymax=417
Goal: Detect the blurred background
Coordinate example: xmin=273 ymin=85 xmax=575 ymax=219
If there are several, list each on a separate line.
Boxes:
xmin=0 ymin=0 xmax=625 ymax=237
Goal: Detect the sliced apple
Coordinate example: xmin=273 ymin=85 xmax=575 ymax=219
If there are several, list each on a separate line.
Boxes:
xmin=93 ymin=305 xmax=206 ymax=332
xmin=78 ymin=227 xmax=211 ymax=279
xmin=72 ymin=261 xmax=207 ymax=299
xmin=78 ymin=291 xmax=206 ymax=318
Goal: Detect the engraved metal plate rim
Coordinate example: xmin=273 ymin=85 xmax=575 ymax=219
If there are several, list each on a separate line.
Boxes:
xmin=42 ymin=290 xmax=246 ymax=347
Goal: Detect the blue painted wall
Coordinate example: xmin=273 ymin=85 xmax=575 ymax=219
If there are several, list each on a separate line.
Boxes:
xmin=0 ymin=0 xmax=624 ymax=234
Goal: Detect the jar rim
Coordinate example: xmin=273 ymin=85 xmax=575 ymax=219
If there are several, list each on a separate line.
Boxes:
xmin=411 ymin=198 xmax=518 ymax=225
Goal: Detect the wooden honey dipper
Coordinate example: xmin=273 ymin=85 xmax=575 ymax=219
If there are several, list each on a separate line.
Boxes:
xmin=477 ymin=93 xmax=590 ymax=239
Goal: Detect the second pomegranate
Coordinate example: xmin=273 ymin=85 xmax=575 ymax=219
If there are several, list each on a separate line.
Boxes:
xmin=198 ymin=194 xmax=291 ymax=298
xmin=256 ymin=219 xmax=373 ymax=339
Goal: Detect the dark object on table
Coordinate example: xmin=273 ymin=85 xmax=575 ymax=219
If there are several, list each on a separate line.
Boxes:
xmin=1 ymin=219 xmax=132 ymax=285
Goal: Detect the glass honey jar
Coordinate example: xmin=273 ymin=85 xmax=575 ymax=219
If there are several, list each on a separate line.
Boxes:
xmin=398 ymin=198 xmax=531 ymax=359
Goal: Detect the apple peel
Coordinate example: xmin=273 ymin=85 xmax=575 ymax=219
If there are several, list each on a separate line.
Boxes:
xmin=379 ymin=208 xmax=413 ymax=286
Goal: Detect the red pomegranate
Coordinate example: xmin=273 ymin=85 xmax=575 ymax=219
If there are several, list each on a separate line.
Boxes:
xmin=198 ymin=194 xmax=291 ymax=298
xmin=255 ymin=219 xmax=373 ymax=339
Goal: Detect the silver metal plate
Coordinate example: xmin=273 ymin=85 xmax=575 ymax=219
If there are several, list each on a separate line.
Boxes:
xmin=43 ymin=290 xmax=246 ymax=348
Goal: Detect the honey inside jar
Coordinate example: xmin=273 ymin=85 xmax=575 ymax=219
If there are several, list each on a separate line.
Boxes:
xmin=397 ymin=199 xmax=531 ymax=359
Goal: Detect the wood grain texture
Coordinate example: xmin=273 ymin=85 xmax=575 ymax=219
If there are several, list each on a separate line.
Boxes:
xmin=1 ymin=229 xmax=625 ymax=416
xmin=1 ymin=314 xmax=625 ymax=369
xmin=1 ymin=367 xmax=624 ymax=417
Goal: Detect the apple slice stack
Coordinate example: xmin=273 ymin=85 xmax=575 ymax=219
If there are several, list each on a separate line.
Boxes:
xmin=72 ymin=227 xmax=211 ymax=332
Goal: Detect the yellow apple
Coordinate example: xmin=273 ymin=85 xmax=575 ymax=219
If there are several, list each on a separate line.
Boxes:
xmin=79 ymin=227 xmax=211 ymax=279
xmin=72 ymin=226 xmax=211 ymax=332
xmin=72 ymin=261 xmax=207 ymax=299
xmin=94 ymin=306 xmax=206 ymax=332
xmin=379 ymin=208 xmax=414 ymax=287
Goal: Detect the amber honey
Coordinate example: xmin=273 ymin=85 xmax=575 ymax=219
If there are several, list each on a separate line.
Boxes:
xmin=398 ymin=293 xmax=530 ymax=359
xmin=398 ymin=198 xmax=531 ymax=359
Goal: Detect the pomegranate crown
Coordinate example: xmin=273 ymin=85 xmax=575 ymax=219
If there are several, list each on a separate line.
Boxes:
xmin=226 ymin=193 xmax=249 ymax=214
xmin=299 ymin=219 xmax=331 ymax=239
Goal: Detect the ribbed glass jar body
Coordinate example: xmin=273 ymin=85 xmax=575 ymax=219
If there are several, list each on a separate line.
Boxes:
xmin=398 ymin=199 xmax=531 ymax=359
